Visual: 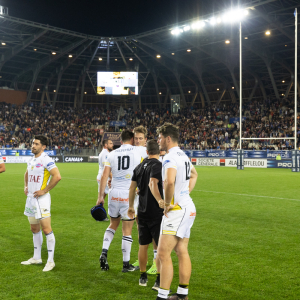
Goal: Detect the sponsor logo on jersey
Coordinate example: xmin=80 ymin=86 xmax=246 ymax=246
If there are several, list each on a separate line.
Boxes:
xmin=190 ymin=212 xmax=196 ymax=217
xmin=47 ymin=162 xmax=54 ymax=167
xmin=163 ymin=160 xmax=171 ymax=166
xmin=36 ymin=163 xmax=43 ymax=168
xmin=31 ymin=165 xmax=34 ymax=170
xmin=125 ymin=174 xmax=131 ymax=179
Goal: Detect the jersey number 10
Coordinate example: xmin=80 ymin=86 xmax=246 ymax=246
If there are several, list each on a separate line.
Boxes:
xmin=118 ymin=155 xmax=130 ymax=170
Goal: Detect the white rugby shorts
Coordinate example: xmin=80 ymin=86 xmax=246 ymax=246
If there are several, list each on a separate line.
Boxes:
xmin=160 ymin=202 xmax=196 ymax=239
xmin=108 ymin=188 xmax=133 ymax=220
xmin=24 ymin=193 xmax=51 ymax=220
xmin=97 ymin=175 xmax=109 ymax=194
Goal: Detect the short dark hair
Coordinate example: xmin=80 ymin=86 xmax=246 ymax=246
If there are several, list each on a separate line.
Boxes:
xmin=146 ymin=140 xmax=160 ymax=155
xmin=121 ymin=130 xmax=134 ymax=142
xmin=102 ymin=139 xmax=109 ymax=147
xmin=34 ymin=135 xmax=48 ymax=147
xmin=157 ymin=123 xmax=179 ymax=143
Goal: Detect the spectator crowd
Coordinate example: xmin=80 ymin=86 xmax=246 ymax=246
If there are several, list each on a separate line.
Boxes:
xmin=0 ymin=97 xmax=299 ymax=152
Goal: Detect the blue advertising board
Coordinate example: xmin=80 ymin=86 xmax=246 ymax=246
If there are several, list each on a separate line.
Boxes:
xmin=267 ymin=160 xmax=292 ymax=168
xmin=109 ymin=121 xmax=127 ymax=127
xmin=182 ymin=150 xmax=294 ymax=159
xmin=0 ymin=150 xmax=56 ymax=156
xmin=229 ymin=117 xmax=246 ymax=123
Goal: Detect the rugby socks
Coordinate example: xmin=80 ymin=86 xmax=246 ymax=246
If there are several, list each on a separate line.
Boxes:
xmin=153 ymin=249 xmax=157 ymax=260
xmin=102 ymin=228 xmax=115 ymax=254
xmin=122 ymin=235 xmax=133 ymax=262
xmin=33 ymin=231 xmax=43 ymax=260
xmin=157 ymin=288 xmax=169 ymax=299
xmin=177 ymin=284 xmax=189 ymax=298
xmin=46 ymin=231 xmax=55 ymax=263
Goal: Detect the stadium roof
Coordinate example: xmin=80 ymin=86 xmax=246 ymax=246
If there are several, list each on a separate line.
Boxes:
xmin=0 ymin=0 xmax=299 ymax=108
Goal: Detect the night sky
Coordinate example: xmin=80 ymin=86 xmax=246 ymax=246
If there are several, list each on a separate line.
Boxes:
xmin=0 ymin=0 xmax=237 ymax=36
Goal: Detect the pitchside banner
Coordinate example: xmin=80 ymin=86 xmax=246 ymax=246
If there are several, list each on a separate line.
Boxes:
xmin=0 ymin=150 xmax=56 ymax=156
xmin=3 ymin=155 xmax=61 ymax=163
xmin=102 ymin=132 xmax=121 ymax=145
xmin=225 ymin=159 xmax=267 ymax=168
xmin=63 ymin=156 xmax=88 ymax=163
xmin=184 ymin=150 xmax=292 ymax=158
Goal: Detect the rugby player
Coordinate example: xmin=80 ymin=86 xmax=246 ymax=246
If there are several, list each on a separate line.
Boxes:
xmin=128 ymin=140 xmax=164 ymax=288
xmin=98 ymin=130 xmax=147 ymax=272
xmin=156 ymin=123 xmax=198 ymax=300
xmin=96 ymin=139 xmax=113 ymax=219
xmin=21 ymin=135 xmax=61 ymax=272
xmin=0 ymin=153 xmax=5 ymax=173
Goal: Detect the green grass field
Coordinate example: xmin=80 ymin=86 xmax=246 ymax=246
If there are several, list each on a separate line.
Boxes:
xmin=1 ymin=163 xmax=300 ymax=300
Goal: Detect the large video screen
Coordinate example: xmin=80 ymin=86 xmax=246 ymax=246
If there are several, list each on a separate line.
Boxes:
xmin=97 ymin=72 xmax=138 ymax=95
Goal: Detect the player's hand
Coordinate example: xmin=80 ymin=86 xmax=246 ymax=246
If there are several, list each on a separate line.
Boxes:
xmin=158 ymin=200 xmax=164 ymax=209
xmin=33 ymin=189 xmax=46 ymax=198
xmin=136 ymin=188 xmax=140 ymax=195
xmin=108 ymin=179 xmax=112 ymax=189
xmin=24 ymin=187 xmax=28 ymax=196
xmin=96 ymin=197 xmax=104 ymax=206
xmin=163 ymin=202 xmax=178 ymax=218
xmin=127 ymin=207 xmax=135 ymax=219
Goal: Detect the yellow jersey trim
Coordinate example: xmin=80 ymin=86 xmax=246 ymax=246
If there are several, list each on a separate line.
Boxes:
xmin=162 ymin=230 xmax=176 ymax=235
xmin=41 ymin=169 xmax=50 ymax=190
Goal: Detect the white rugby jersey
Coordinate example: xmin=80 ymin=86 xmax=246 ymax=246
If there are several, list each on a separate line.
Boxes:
xmin=105 ymin=144 xmax=147 ymax=190
xmin=162 ymin=146 xmax=194 ymax=209
xmin=27 ymin=152 xmax=57 ymax=197
xmin=98 ymin=148 xmax=110 ymax=177
xmin=0 ymin=154 xmax=3 ymax=164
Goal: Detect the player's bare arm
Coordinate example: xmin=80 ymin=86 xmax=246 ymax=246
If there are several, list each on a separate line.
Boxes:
xmin=189 ymin=166 xmax=198 ymax=193
xmin=128 ymin=180 xmax=137 ymax=219
xmin=97 ymin=165 xmax=110 ymax=205
xmin=33 ymin=167 xmax=61 ymax=198
xmin=149 ymin=177 xmax=164 ymax=208
xmin=0 ymin=162 xmax=5 ymax=173
xmin=163 ymin=167 xmax=178 ymax=217
xmin=24 ymin=170 xmax=28 ymax=195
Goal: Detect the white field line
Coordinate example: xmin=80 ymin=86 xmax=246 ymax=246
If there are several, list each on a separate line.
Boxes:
xmin=193 ymin=190 xmax=300 ymax=202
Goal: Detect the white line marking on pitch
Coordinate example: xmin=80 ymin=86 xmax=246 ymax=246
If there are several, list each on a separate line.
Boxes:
xmin=194 ymin=190 xmax=300 ymax=202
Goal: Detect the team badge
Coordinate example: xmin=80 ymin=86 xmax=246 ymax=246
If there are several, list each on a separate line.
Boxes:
xmin=31 ymin=165 xmax=34 ymax=171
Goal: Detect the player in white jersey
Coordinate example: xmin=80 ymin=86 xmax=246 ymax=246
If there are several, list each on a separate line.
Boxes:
xmin=21 ymin=135 xmax=61 ymax=272
xmin=0 ymin=154 xmax=5 ymax=173
xmin=96 ymin=139 xmax=113 ymax=203
xmin=156 ymin=123 xmax=198 ymax=300
xmin=97 ymin=130 xmax=147 ymax=272
xmin=159 ymin=150 xmax=166 ymax=163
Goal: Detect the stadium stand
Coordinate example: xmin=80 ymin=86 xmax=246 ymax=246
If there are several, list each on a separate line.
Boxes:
xmin=1 ymin=98 xmax=299 ymax=152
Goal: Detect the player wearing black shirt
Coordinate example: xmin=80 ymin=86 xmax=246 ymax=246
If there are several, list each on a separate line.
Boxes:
xmin=128 ymin=140 xmax=164 ymax=289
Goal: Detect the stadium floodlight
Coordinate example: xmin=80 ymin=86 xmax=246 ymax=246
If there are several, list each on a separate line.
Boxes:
xmin=183 ymin=25 xmax=190 ymax=31
xmin=222 ymin=9 xmax=248 ymax=23
xmin=244 ymin=37 xmax=248 ymax=39
xmin=159 ymin=92 xmax=162 ymax=95
xmin=210 ymin=17 xmax=216 ymax=25
xmin=225 ymin=40 xmax=230 ymax=44
xmin=98 ymin=57 xmax=102 ymax=61
xmin=282 ymin=80 xmax=285 ymax=83
xmin=265 ymin=30 xmax=271 ymax=35
xmin=187 ymin=49 xmax=191 ymax=52
xmin=129 ymin=58 xmax=133 ymax=61
xmin=34 ymin=48 xmax=37 ymax=51
xmin=37 ymin=88 xmax=40 ymax=91
xmin=68 ymin=54 xmax=73 ymax=58
xmin=1 ymin=42 xmax=6 ymax=45
xmin=191 ymin=20 xmax=205 ymax=30
xmin=52 ymin=52 xmax=56 ymax=55
xmin=171 ymin=27 xmax=183 ymax=35
xmin=217 ymin=88 xmax=219 ymax=91
xmin=171 ymin=52 xmax=175 ymax=55
xmin=84 ymin=92 xmax=87 ymax=94
xmin=156 ymin=54 xmax=161 ymax=58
